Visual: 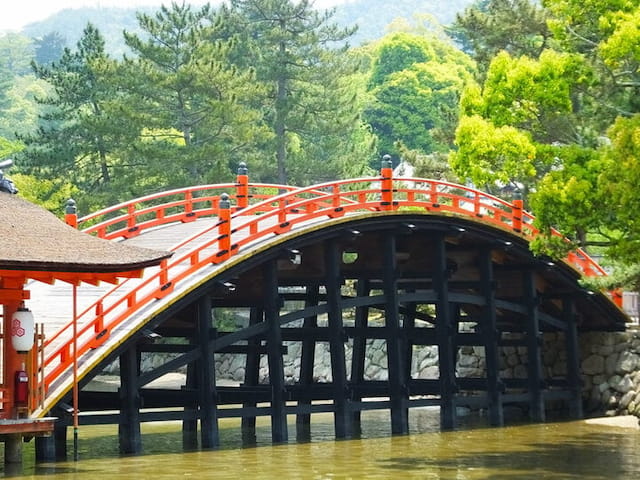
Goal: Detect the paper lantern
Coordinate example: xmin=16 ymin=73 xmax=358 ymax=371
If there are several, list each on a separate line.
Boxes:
xmin=11 ymin=307 xmax=35 ymax=353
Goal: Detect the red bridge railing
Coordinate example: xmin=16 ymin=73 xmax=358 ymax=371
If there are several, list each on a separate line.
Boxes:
xmin=39 ymin=162 xmax=614 ymax=411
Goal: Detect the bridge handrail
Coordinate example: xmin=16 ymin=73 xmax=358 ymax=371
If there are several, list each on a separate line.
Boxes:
xmin=41 ymin=174 xmax=609 ymax=408
xmin=77 ymin=182 xmax=304 ymax=239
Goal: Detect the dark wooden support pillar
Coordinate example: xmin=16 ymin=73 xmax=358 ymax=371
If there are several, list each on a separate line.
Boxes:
xmin=563 ymin=297 xmax=583 ymax=419
xmin=350 ymin=279 xmax=370 ymax=433
xmin=434 ymin=233 xmax=456 ymax=430
xmin=451 ymin=304 xmax=461 ymax=375
xmin=53 ymin=421 xmax=68 ymax=461
xmin=296 ymin=284 xmax=320 ymax=440
xmin=198 ymin=295 xmax=219 ymax=448
xmin=383 ymin=232 xmax=408 ymax=435
xmin=524 ymin=269 xmax=545 ymax=422
xmin=264 ymin=259 xmax=288 ymax=443
xmin=242 ymin=307 xmax=263 ymax=443
xmin=119 ymin=345 xmax=142 ymax=454
xmin=182 ymin=359 xmax=198 ymax=450
xmin=403 ymin=296 xmax=417 ymax=389
xmin=325 ymin=240 xmax=352 ymax=439
xmin=35 ymin=431 xmax=56 ymax=462
xmin=480 ymin=248 xmax=503 ymax=426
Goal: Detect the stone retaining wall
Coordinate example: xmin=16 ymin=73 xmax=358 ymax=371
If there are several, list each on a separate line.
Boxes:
xmin=208 ymin=328 xmax=640 ymax=417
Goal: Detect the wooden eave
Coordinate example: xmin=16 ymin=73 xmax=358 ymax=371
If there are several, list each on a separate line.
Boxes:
xmin=0 ymin=193 xmax=171 ymax=286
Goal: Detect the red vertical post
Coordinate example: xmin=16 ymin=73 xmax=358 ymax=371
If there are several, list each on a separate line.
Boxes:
xmin=380 ymin=155 xmax=393 ymax=211
xmin=236 ymin=162 xmax=249 ymax=210
xmin=218 ymin=193 xmax=231 ymax=261
xmin=1 ymin=279 xmax=29 ymax=419
xmin=64 ymin=199 xmax=78 ymax=229
xmin=512 ymin=198 xmax=523 ymax=233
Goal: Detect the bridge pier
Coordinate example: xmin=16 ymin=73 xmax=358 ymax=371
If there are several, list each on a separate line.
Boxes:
xmin=435 ymin=233 xmax=457 ymax=430
xmin=480 ymin=248 xmax=504 ymax=426
xmin=241 ymin=307 xmax=262 ymax=444
xmin=383 ymin=233 xmax=409 ymax=435
xmin=350 ymin=279 xmax=369 ymax=436
xmin=524 ymin=269 xmax=545 ymax=422
xmin=119 ymin=345 xmax=142 ymax=454
xmin=198 ymin=295 xmax=219 ymax=449
xmin=265 ymin=260 xmax=288 ymax=443
xmin=564 ymin=298 xmax=583 ymax=419
xmin=296 ymin=286 xmax=319 ymax=442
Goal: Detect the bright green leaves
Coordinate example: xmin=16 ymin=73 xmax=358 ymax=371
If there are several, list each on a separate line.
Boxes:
xmin=365 ymin=32 xmax=475 ymax=160
xmin=452 ymin=49 xmax=585 ymax=195
xmin=599 ymin=7 xmax=640 ymax=68
xmin=468 ymin=50 xmax=585 ymax=141
xmin=450 ymin=114 xmax=537 ymax=190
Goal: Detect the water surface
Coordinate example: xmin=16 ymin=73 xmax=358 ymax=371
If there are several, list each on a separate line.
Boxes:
xmin=6 ymin=409 xmax=640 ymax=479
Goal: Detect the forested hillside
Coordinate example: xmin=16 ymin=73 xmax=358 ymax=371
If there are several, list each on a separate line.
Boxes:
xmin=20 ymin=0 xmax=475 ymax=54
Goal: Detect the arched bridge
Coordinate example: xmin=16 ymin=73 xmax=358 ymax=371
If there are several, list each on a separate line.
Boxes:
xmin=26 ymin=163 xmax=627 ymax=455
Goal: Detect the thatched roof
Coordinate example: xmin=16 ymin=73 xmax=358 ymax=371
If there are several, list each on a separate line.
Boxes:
xmin=0 ymin=193 xmax=171 ymax=273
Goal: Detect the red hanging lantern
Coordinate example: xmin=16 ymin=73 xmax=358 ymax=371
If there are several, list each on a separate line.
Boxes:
xmin=11 ymin=307 xmax=35 ymax=353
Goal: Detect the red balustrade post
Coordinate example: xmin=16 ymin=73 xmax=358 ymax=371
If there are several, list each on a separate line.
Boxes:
xmin=218 ymin=193 xmax=232 ymax=261
xmin=64 ymin=199 xmax=78 ymax=229
xmin=380 ymin=155 xmax=393 ymax=211
xmin=512 ymin=198 xmax=523 ymax=233
xmin=236 ymin=162 xmax=249 ymax=210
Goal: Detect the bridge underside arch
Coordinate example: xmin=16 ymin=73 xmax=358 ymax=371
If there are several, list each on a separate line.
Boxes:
xmin=54 ymin=214 xmax=626 ymax=454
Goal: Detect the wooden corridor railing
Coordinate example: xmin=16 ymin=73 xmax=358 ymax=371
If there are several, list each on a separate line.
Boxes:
xmin=34 ymin=163 xmax=616 ymax=416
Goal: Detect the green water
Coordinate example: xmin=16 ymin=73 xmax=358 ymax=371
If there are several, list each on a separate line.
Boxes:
xmin=4 ymin=410 xmax=640 ymax=479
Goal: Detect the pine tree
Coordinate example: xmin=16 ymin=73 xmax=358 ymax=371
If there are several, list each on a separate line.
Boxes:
xmin=222 ymin=0 xmax=371 ymax=185
xmin=19 ymin=24 xmax=132 ymax=202
xmin=121 ymin=2 xmax=268 ymax=188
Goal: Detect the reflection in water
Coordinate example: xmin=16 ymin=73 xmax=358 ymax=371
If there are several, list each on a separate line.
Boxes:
xmin=4 ymin=408 xmax=640 ymax=479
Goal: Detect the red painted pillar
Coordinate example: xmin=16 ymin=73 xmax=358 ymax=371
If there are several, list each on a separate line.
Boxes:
xmin=236 ymin=162 xmax=249 ymax=210
xmin=512 ymin=198 xmax=524 ymax=233
xmin=1 ymin=279 xmax=30 ymax=419
xmin=380 ymin=155 xmax=393 ymax=211
xmin=217 ymin=193 xmax=231 ymax=262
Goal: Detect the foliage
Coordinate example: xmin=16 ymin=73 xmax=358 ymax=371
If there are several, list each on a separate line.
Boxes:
xmin=365 ymin=32 xmax=476 ymax=161
xmin=450 ymin=0 xmax=552 ymax=75
xmin=33 ymin=32 xmax=66 ymax=65
xmin=0 ymin=33 xmax=34 ymax=76
xmin=222 ymin=0 xmax=370 ymax=185
xmin=0 ymin=75 xmax=51 ymax=139
xmin=17 ymin=24 xmax=137 ymax=212
xmin=10 ymin=173 xmax=78 ymax=215
xmin=120 ymin=2 xmax=268 ymax=190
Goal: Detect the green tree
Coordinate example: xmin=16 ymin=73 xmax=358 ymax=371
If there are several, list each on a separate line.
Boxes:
xmin=450 ymin=0 xmax=552 ymax=75
xmin=33 ymin=32 xmax=67 ymax=65
xmin=0 ymin=33 xmax=34 ymax=76
xmin=18 ymin=23 xmax=134 ymax=211
xmin=222 ymin=0 xmax=368 ymax=185
xmin=121 ymin=2 xmax=268 ymax=188
xmin=365 ymin=32 xmax=476 ymax=161
xmin=451 ymin=49 xmax=590 ymax=197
